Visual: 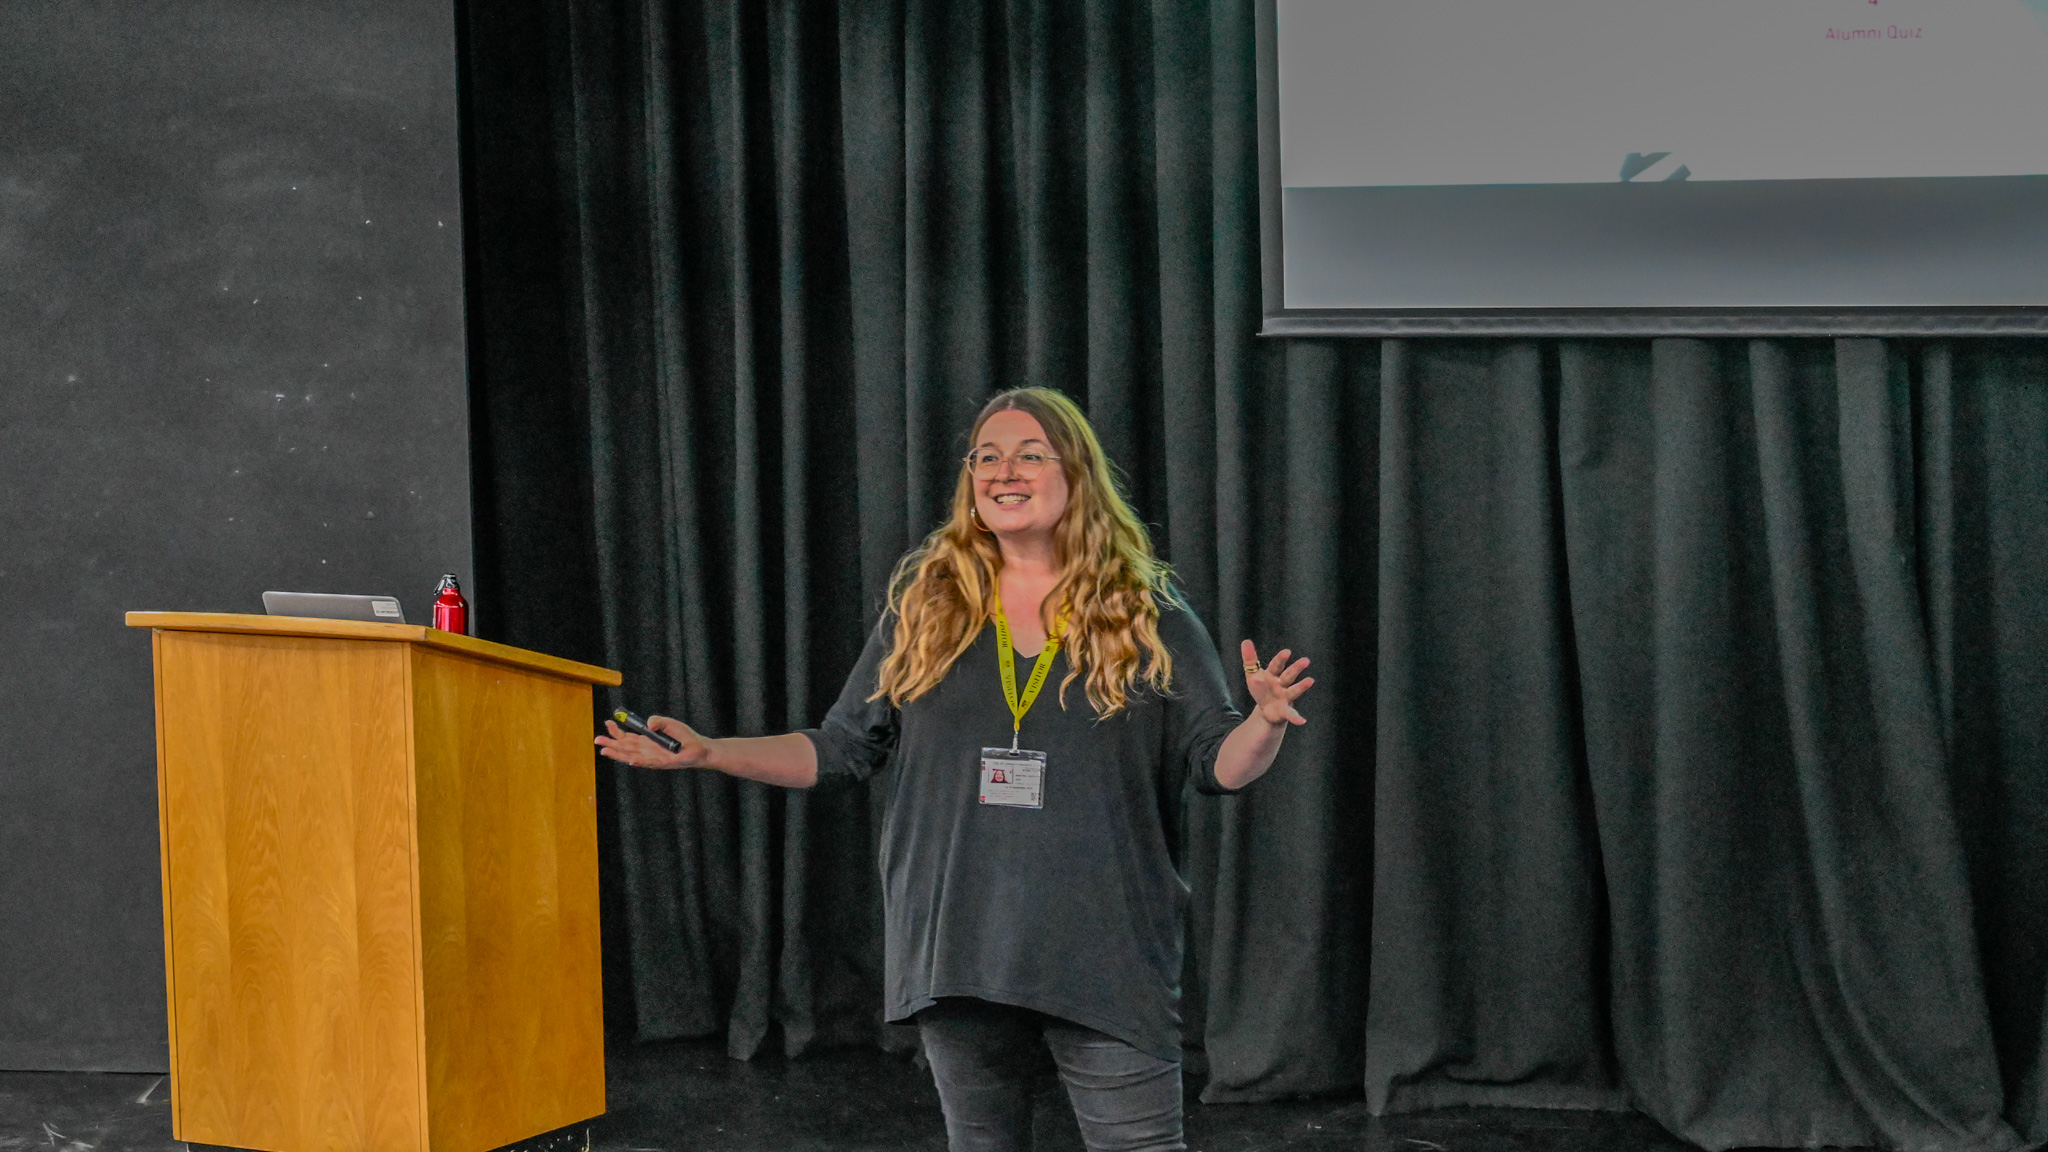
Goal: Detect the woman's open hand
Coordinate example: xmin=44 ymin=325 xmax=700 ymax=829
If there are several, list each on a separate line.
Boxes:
xmin=1241 ymin=640 xmax=1314 ymax=727
xmin=595 ymin=715 xmax=714 ymax=769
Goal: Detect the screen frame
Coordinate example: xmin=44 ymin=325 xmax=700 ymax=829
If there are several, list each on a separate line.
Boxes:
xmin=1255 ymin=0 xmax=2048 ymax=338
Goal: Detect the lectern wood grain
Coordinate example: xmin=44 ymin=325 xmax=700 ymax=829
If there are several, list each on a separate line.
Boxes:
xmin=140 ymin=614 xmax=614 ymax=1152
xmin=411 ymin=649 xmax=604 ymax=1151
xmin=155 ymin=631 xmax=426 ymax=1151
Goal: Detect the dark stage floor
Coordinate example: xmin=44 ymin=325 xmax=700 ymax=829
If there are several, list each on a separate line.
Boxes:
xmin=1 ymin=1039 xmax=1713 ymax=1152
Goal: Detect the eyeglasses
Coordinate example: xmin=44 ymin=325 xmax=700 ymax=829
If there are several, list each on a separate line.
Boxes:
xmin=964 ymin=447 xmax=1062 ymax=479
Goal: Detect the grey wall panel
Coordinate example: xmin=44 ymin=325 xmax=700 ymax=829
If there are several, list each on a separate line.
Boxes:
xmin=0 ymin=0 xmax=471 ymax=1071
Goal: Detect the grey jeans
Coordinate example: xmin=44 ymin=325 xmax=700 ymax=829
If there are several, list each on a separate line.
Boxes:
xmin=917 ymin=999 xmax=1186 ymax=1152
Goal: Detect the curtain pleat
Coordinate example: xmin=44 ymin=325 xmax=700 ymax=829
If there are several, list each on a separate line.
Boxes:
xmin=1366 ymin=340 xmax=1624 ymax=1114
xmin=1935 ymin=344 xmax=2048 ymax=1139
xmin=464 ymin=0 xmax=2048 ymax=1144
xmin=1542 ymin=340 xmax=2030 ymax=1151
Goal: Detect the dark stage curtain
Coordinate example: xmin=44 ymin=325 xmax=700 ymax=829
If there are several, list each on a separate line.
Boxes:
xmin=1366 ymin=340 xmax=2048 ymax=1151
xmin=458 ymin=1 xmax=2048 ymax=1147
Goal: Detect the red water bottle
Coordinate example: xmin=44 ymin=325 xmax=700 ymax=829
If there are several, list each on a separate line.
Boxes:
xmin=431 ymin=573 xmax=468 ymax=635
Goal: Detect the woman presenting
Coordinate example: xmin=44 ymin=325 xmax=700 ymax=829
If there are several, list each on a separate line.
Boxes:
xmin=597 ymin=387 xmax=1314 ymax=1152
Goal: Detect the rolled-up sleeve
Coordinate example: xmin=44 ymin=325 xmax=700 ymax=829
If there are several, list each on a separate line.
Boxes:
xmin=799 ymin=619 xmax=900 ymax=785
xmin=1162 ymin=606 xmax=1246 ymax=796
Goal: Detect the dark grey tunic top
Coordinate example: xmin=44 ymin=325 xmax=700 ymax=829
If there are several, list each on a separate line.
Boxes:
xmin=799 ymin=601 xmax=1245 ymax=1061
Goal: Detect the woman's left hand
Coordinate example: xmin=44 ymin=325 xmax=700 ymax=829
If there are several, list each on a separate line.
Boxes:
xmin=1241 ymin=640 xmax=1314 ymax=726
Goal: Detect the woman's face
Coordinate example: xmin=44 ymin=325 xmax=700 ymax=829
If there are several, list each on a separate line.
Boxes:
xmin=970 ymin=409 xmax=1070 ymax=541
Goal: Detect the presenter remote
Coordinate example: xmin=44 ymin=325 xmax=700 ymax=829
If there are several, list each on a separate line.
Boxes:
xmin=612 ymin=709 xmax=683 ymax=754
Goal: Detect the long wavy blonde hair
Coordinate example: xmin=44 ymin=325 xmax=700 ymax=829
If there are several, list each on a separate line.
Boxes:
xmin=873 ymin=387 xmax=1176 ymax=717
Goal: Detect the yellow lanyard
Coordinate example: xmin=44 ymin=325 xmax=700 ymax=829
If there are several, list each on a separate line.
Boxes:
xmin=991 ymin=592 xmax=1067 ymax=750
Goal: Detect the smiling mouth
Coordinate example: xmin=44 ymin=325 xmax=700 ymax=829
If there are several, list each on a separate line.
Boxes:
xmin=992 ymin=494 xmax=1029 ymax=505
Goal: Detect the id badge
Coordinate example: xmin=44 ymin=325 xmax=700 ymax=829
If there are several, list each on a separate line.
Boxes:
xmin=979 ymin=748 xmax=1047 ymax=809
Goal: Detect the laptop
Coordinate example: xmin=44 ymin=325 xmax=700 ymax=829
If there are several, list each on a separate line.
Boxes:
xmin=262 ymin=591 xmax=408 ymax=624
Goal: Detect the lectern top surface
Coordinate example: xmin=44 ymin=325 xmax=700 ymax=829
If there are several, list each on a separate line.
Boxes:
xmin=125 ymin=611 xmax=623 ymax=686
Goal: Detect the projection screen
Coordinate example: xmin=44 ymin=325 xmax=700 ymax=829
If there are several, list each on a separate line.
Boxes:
xmin=1260 ymin=0 xmax=2048 ymax=334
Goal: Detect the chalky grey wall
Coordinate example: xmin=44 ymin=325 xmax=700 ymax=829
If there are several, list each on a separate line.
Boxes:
xmin=0 ymin=0 xmax=471 ymax=1070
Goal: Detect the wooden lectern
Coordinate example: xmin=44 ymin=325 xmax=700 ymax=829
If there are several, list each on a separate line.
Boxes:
xmin=128 ymin=613 xmax=622 ymax=1152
